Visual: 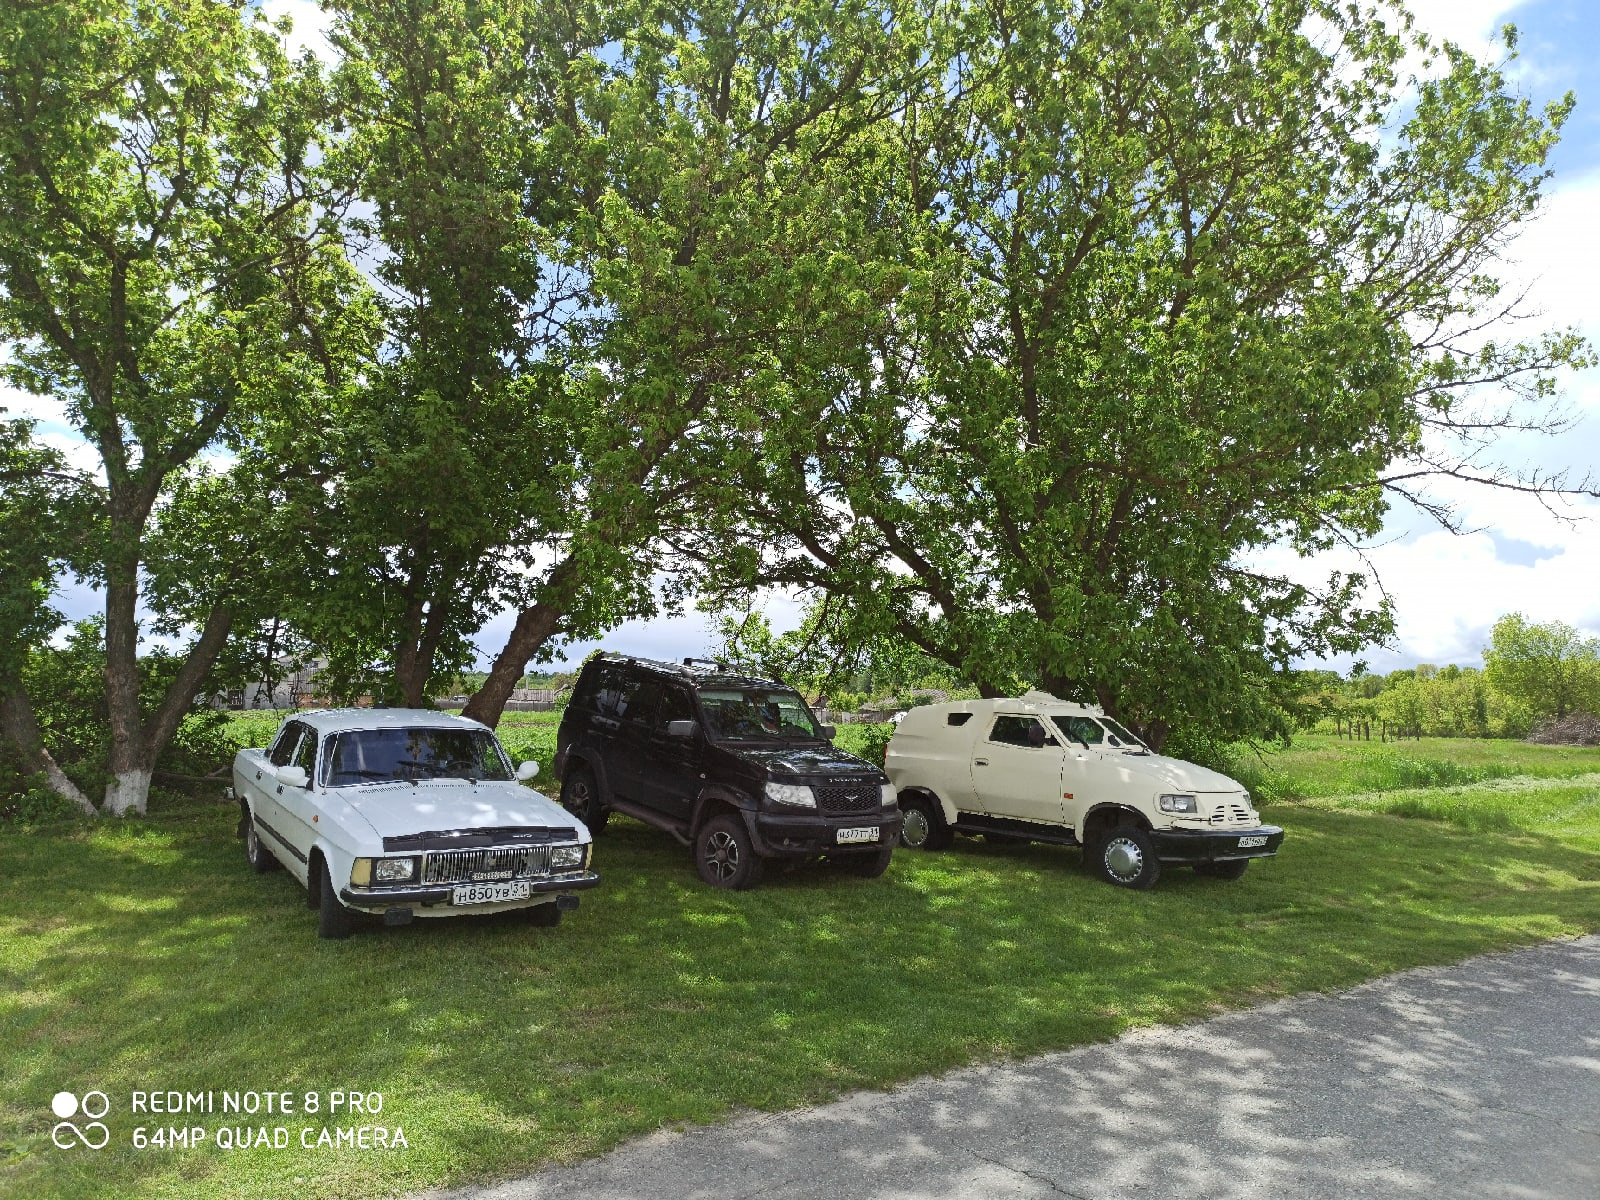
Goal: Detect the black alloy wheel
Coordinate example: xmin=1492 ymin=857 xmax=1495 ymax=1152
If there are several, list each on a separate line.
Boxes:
xmin=694 ymin=814 xmax=765 ymax=890
xmin=562 ymin=764 xmax=609 ymax=834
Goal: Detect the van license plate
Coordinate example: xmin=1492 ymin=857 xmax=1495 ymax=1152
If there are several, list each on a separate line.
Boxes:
xmin=452 ymin=881 xmax=532 ymax=905
xmin=837 ymin=826 xmax=879 ymax=844
xmin=1237 ymin=835 xmax=1268 ymax=849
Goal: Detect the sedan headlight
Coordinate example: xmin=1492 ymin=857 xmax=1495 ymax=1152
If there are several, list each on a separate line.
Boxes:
xmin=374 ymin=856 xmax=416 ymax=883
xmin=551 ymin=844 xmax=585 ymax=871
xmin=881 ymin=783 xmax=898 ymax=808
xmin=1158 ymin=793 xmax=1198 ymax=814
xmin=765 ymin=781 xmax=816 ymax=808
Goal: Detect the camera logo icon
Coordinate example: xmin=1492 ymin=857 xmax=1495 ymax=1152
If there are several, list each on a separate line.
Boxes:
xmin=51 ymin=1091 xmax=110 ymax=1150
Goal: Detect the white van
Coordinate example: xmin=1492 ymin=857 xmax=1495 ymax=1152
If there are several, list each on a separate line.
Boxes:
xmin=884 ymin=692 xmax=1283 ymax=888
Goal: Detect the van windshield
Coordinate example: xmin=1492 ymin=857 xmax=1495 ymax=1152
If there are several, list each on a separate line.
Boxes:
xmin=697 ymin=688 xmax=822 ymax=741
xmin=323 ymin=728 xmax=515 ymax=786
xmin=1098 ymin=717 xmax=1149 ymax=751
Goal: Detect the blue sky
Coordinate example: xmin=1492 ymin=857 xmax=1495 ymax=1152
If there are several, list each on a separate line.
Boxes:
xmin=6 ymin=0 xmax=1598 ymax=676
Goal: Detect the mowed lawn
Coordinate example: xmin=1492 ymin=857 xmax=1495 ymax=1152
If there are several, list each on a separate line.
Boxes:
xmin=3 ymin=727 xmax=1599 ymax=1200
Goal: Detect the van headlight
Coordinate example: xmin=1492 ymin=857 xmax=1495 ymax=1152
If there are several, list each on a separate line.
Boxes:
xmin=551 ymin=844 xmax=585 ymax=871
xmin=1157 ymin=794 xmax=1198 ymax=814
xmin=765 ymin=782 xmax=816 ymax=808
xmin=881 ymin=783 xmax=898 ymax=808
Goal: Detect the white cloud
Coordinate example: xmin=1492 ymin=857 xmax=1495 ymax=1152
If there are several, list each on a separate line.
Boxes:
xmin=259 ymin=0 xmax=336 ymax=61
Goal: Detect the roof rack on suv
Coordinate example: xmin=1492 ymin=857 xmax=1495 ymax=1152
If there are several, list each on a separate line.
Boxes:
xmin=682 ymin=657 xmax=731 ymax=673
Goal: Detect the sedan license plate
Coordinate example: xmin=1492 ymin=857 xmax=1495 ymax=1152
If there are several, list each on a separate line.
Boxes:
xmin=836 ymin=826 xmax=879 ymax=844
xmin=452 ymin=881 xmax=532 ymax=906
xmin=1237 ymin=835 xmax=1268 ymax=849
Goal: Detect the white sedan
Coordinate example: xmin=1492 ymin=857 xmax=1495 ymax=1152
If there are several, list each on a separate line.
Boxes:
xmin=232 ymin=709 xmax=599 ymax=938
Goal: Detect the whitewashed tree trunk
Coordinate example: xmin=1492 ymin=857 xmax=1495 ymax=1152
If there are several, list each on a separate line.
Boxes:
xmin=104 ymin=769 xmax=153 ymax=817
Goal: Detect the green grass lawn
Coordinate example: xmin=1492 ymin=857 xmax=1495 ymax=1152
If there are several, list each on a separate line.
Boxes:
xmin=2 ymin=729 xmax=1598 ymax=1200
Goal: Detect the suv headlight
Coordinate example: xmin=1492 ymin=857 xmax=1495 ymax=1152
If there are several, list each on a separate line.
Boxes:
xmin=551 ymin=844 xmax=585 ymax=871
xmin=1157 ymin=794 xmax=1198 ymax=814
xmin=374 ymin=856 xmax=416 ymax=883
xmin=881 ymin=783 xmax=898 ymax=808
xmin=765 ymin=781 xmax=816 ymax=808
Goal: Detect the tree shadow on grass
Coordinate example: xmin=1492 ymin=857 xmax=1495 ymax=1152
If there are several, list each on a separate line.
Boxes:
xmin=0 ymin=804 xmax=1597 ymax=1199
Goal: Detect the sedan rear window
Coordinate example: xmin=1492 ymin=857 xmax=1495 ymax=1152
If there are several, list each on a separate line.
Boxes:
xmin=323 ymin=728 xmax=514 ymax=786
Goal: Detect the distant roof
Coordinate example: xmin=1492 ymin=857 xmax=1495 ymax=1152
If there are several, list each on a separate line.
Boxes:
xmin=292 ymin=708 xmax=492 ymax=734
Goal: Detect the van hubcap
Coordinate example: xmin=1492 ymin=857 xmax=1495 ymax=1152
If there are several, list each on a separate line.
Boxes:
xmin=902 ymin=808 xmax=930 ymax=848
xmin=1105 ymin=836 xmax=1144 ymax=880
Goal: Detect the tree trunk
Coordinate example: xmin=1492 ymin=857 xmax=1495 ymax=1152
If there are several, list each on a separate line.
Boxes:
xmin=0 ymin=683 xmax=96 ymax=815
xmin=462 ymin=599 xmax=566 ymax=727
xmin=462 ymin=555 xmax=580 ymax=727
xmin=102 ymin=527 xmax=150 ymax=815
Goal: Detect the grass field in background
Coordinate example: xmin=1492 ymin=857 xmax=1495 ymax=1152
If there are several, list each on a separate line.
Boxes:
xmin=2 ymin=726 xmax=1597 ymax=1200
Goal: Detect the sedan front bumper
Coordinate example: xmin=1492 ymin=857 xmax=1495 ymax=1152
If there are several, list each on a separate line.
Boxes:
xmin=1149 ymin=826 xmax=1284 ymax=863
xmin=341 ymin=870 xmax=602 ymax=910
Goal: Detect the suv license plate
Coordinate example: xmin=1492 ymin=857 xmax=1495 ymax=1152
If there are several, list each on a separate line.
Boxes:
xmin=1237 ymin=835 xmax=1268 ymax=849
xmin=452 ymin=881 xmax=532 ymax=905
xmin=837 ymin=826 xmax=879 ymax=844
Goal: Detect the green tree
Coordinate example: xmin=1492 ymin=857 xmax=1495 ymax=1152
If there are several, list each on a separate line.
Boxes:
xmin=714 ymin=0 xmax=1589 ymax=749
xmin=1484 ymin=613 xmax=1600 ymax=722
xmin=0 ymin=0 xmax=339 ymax=813
xmin=0 ymin=419 xmax=98 ymax=811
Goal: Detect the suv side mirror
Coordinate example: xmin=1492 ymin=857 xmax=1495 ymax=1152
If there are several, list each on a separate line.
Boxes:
xmin=818 ymin=724 xmax=837 ymax=739
xmin=516 ymin=760 xmax=539 ymax=781
xmin=277 ymin=765 xmax=309 ymax=788
xmin=665 ymin=719 xmax=698 ymax=738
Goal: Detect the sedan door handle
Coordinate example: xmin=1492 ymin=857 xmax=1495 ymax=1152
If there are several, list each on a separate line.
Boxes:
xmin=974 ymin=759 xmax=988 ymax=767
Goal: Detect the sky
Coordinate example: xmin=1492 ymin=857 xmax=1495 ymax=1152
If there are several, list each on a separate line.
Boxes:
xmin=4 ymin=0 xmax=1597 ymax=677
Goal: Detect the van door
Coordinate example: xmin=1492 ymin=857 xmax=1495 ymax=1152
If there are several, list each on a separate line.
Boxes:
xmin=1054 ymin=716 xmax=1107 ymax=835
xmin=971 ymin=715 xmax=1068 ymax=825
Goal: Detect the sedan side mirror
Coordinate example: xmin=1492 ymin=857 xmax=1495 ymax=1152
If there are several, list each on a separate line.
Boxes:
xmin=516 ymin=760 xmax=540 ymax=782
xmin=277 ymin=765 xmax=309 ymax=788
xmin=818 ymin=724 xmax=837 ymax=739
xmin=665 ymin=719 xmax=698 ymax=738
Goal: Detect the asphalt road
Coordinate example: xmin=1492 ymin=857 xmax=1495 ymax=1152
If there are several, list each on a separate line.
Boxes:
xmin=428 ymin=935 xmax=1600 ymax=1200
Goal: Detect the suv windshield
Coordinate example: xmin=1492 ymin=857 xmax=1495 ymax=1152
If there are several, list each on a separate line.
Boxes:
xmin=697 ymin=688 xmax=822 ymax=741
xmin=323 ymin=728 xmax=514 ymax=786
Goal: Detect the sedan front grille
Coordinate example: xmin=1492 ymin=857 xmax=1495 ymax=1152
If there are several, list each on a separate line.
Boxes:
xmin=422 ymin=845 xmax=553 ymax=884
xmin=817 ymin=784 xmax=879 ymax=816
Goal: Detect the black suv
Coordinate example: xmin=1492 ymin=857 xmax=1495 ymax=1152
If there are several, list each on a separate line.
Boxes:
xmin=553 ymin=653 xmax=901 ymax=888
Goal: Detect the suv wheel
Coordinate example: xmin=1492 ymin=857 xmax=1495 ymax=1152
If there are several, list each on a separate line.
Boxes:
xmin=1094 ymin=827 xmax=1162 ymax=890
xmin=1195 ymin=859 xmax=1249 ymax=881
xmin=898 ymin=794 xmax=953 ymax=851
xmin=562 ymin=764 xmax=608 ymax=834
xmin=694 ymin=814 xmax=765 ymax=890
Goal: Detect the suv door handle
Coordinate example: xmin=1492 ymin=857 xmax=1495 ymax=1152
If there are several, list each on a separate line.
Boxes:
xmin=974 ymin=759 xmax=989 ymax=767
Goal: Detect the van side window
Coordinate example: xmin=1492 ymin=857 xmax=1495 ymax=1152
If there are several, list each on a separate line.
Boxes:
xmin=988 ymin=715 xmax=1053 ymax=747
xmin=946 ymin=712 xmax=972 ymax=726
xmin=1059 ymin=717 xmax=1105 ymax=745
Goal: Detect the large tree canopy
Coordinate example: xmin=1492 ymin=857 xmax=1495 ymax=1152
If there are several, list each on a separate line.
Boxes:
xmin=704 ymin=0 xmax=1590 ymax=748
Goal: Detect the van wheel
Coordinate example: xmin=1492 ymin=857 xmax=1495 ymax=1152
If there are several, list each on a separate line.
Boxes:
xmin=244 ymin=811 xmax=278 ymax=873
xmin=562 ymin=764 xmax=608 ymax=834
xmin=1195 ymin=859 xmax=1249 ymax=881
xmin=898 ymin=794 xmax=953 ymax=851
xmin=1094 ymin=828 xmax=1162 ymax=890
xmin=317 ymin=858 xmax=356 ymax=939
xmin=694 ymin=814 xmax=765 ymax=889
xmin=840 ymin=844 xmax=894 ymax=878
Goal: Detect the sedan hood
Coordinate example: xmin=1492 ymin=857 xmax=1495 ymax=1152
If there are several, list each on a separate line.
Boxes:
xmin=726 ymin=743 xmax=882 ymax=779
xmin=1112 ymin=754 xmax=1243 ymax=793
xmin=338 ymin=780 xmax=585 ymax=842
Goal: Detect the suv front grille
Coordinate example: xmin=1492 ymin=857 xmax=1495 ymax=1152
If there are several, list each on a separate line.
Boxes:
xmin=422 ymin=845 xmax=553 ymax=884
xmin=817 ymin=784 xmax=879 ymax=815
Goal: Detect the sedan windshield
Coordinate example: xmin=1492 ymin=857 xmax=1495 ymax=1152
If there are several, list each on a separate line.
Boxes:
xmin=697 ymin=688 xmax=822 ymax=741
xmin=323 ymin=728 xmax=514 ymax=786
